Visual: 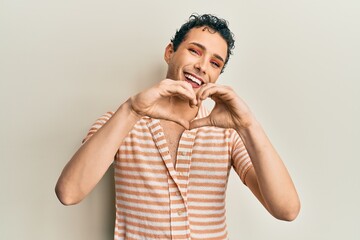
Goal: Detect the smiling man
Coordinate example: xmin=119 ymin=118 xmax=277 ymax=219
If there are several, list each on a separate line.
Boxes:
xmin=55 ymin=14 xmax=300 ymax=240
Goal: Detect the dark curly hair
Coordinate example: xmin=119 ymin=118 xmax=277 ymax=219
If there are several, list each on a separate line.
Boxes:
xmin=171 ymin=14 xmax=235 ymax=73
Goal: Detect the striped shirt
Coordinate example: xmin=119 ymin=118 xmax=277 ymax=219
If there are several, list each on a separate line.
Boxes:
xmin=83 ymin=105 xmax=253 ymax=240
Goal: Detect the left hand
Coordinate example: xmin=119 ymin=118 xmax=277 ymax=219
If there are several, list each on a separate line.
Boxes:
xmin=189 ymin=83 xmax=255 ymax=130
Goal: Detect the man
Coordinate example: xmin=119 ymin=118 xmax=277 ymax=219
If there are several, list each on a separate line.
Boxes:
xmin=56 ymin=14 xmax=300 ymax=239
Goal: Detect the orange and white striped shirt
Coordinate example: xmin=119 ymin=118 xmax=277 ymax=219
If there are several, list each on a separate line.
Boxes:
xmin=83 ymin=105 xmax=253 ymax=240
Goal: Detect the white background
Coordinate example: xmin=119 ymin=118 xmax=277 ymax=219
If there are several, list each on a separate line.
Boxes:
xmin=1 ymin=0 xmax=359 ymax=239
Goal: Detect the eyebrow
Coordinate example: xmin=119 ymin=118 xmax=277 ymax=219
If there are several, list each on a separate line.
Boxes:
xmin=189 ymin=42 xmax=225 ymax=63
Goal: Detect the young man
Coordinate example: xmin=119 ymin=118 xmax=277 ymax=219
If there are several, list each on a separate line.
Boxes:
xmin=56 ymin=14 xmax=300 ymax=239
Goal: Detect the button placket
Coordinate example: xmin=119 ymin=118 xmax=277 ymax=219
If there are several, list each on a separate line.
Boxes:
xmin=147 ymin=119 xmax=183 ymax=193
xmin=168 ymin=175 xmax=189 ymax=239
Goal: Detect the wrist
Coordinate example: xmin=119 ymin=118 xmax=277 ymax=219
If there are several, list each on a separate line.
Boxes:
xmin=235 ymin=115 xmax=261 ymax=135
xmin=121 ymin=99 xmax=143 ymax=120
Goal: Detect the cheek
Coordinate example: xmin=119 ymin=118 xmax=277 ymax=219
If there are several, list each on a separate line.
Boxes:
xmin=168 ymin=61 xmax=183 ymax=78
xmin=209 ymin=72 xmax=221 ymax=83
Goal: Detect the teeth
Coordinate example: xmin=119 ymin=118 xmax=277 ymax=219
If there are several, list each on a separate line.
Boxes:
xmin=185 ymin=74 xmax=202 ymax=85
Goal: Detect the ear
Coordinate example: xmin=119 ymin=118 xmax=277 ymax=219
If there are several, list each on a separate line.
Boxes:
xmin=164 ymin=43 xmax=174 ymax=64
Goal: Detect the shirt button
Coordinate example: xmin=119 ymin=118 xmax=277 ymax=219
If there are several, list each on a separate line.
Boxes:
xmin=180 ymin=152 xmax=186 ymax=156
xmin=177 ymin=210 xmax=183 ymax=216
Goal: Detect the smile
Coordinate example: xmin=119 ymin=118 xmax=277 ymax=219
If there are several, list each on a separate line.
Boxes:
xmin=184 ymin=73 xmax=203 ymax=87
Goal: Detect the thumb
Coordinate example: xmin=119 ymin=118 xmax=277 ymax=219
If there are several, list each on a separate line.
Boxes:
xmin=177 ymin=120 xmax=190 ymax=130
xmin=189 ymin=117 xmax=212 ymax=129
xmin=169 ymin=117 xmax=190 ymax=130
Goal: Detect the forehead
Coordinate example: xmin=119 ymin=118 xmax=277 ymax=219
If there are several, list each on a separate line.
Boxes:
xmin=182 ymin=27 xmax=228 ymax=60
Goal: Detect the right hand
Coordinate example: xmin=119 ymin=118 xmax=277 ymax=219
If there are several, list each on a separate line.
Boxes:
xmin=129 ymin=79 xmax=198 ymax=128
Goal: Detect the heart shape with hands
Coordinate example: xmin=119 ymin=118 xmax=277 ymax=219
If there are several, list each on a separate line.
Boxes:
xmin=190 ymin=83 xmax=253 ymax=130
xmin=130 ymin=79 xmax=253 ymax=130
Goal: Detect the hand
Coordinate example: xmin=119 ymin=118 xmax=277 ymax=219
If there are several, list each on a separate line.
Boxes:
xmin=190 ymin=83 xmax=255 ymax=130
xmin=129 ymin=79 xmax=198 ymax=128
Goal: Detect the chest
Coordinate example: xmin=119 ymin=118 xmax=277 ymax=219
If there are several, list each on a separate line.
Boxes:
xmin=160 ymin=121 xmax=185 ymax=165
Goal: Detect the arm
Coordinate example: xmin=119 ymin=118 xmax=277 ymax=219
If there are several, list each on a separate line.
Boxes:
xmin=190 ymin=83 xmax=300 ymax=221
xmin=55 ymin=100 xmax=141 ymax=205
xmin=238 ymin=121 xmax=300 ymax=221
xmin=55 ymin=79 xmax=197 ymax=205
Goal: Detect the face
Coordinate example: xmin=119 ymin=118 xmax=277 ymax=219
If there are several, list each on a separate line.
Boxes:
xmin=164 ymin=27 xmax=228 ymax=90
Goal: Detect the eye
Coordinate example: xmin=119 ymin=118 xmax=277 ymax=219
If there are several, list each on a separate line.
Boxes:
xmin=211 ymin=61 xmax=221 ymax=68
xmin=189 ymin=48 xmax=200 ymax=56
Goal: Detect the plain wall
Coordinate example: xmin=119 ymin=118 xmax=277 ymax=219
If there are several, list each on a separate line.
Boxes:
xmin=1 ymin=0 xmax=359 ymax=239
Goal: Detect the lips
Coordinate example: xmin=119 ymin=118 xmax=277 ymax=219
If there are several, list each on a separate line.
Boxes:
xmin=184 ymin=73 xmax=204 ymax=88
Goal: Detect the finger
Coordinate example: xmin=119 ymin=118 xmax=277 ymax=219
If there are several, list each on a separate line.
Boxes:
xmin=160 ymin=80 xmax=198 ymax=106
xmin=178 ymin=81 xmax=198 ymax=106
xmin=166 ymin=115 xmax=190 ymax=129
xmin=189 ymin=117 xmax=212 ymax=129
xmin=168 ymin=88 xmax=197 ymax=106
xmin=197 ymin=84 xmax=219 ymax=101
xmin=196 ymin=83 xmax=214 ymax=100
xmin=166 ymin=82 xmax=198 ymax=106
xmin=195 ymin=84 xmax=216 ymax=107
xmin=174 ymin=119 xmax=190 ymax=130
xmin=155 ymin=107 xmax=191 ymax=129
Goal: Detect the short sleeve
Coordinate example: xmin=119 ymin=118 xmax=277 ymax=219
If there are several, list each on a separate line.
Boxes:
xmin=230 ymin=129 xmax=253 ymax=185
xmin=82 ymin=111 xmax=115 ymax=144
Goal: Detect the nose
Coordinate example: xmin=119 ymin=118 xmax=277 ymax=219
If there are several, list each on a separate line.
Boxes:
xmin=194 ymin=57 xmax=207 ymax=74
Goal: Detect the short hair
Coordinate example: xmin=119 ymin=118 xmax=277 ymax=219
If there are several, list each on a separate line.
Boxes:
xmin=171 ymin=14 xmax=235 ymax=73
